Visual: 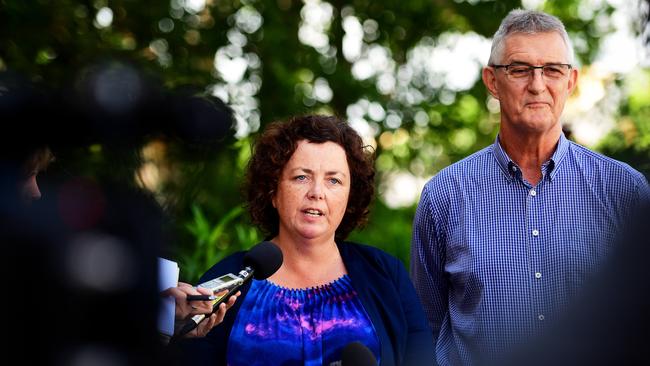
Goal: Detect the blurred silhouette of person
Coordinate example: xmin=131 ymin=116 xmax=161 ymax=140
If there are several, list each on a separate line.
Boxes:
xmin=18 ymin=145 xmax=55 ymax=202
xmin=0 ymin=64 xmax=236 ymax=364
xmin=2 ymin=177 xmax=170 ymax=365
xmin=0 ymin=70 xmax=161 ymax=365
xmin=0 ymin=71 xmax=56 ymax=209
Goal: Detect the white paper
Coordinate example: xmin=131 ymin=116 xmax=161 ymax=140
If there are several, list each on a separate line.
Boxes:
xmin=157 ymin=257 xmax=179 ymax=336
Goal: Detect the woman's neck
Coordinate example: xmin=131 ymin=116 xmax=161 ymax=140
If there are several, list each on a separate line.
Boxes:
xmin=268 ymin=235 xmax=347 ymax=289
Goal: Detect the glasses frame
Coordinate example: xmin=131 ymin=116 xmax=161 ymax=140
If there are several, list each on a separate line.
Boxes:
xmin=490 ymin=63 xmax=573 ymax=82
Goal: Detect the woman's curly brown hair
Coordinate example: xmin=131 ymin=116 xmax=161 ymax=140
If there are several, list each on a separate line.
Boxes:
xmin=244 ymin=115 xmax=375 ymax=241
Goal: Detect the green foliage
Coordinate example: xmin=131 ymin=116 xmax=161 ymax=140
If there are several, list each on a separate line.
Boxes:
xmin=597 ymin=72 xmax=650 ymax=178
xmin=181 ymin=203 xmax=261 ymax=282
xmin=348 ymin=200 xmax=417 ymax=267
xmin=2 ymin=0 xmax=647 ymax=278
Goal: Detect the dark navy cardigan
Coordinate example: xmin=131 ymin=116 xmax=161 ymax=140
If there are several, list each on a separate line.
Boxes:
xmin=180 ymin=241 xmax=435 ymax=366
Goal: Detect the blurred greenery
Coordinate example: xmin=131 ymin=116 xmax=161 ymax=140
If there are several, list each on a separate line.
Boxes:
xmin=1 ymin=0 xmax=648 ymax=282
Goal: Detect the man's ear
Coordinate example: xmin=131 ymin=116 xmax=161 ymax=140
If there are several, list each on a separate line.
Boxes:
xmin=482 ymin=66 xmax=499 ymax=99
xmin=567 ymin=67 xmax=579 ymax=95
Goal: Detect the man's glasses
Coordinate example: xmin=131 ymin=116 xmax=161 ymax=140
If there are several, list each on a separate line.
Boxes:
xmin=491 ymin=63 xmax=572 ymax=82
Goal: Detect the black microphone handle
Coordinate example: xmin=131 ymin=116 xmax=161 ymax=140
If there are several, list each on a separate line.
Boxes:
xmin=176 ymin=316 xmax=200 ymax=339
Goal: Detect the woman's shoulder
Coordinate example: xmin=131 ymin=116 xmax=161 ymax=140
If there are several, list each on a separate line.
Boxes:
xmin=340 ymin=240 xmax=392 ymax=256
xmin=339 ymin=241 xmax=404 ymax=272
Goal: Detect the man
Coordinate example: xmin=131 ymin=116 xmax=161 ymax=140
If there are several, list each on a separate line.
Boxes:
xmin=410 ymin=9 xmax=649 ymax=366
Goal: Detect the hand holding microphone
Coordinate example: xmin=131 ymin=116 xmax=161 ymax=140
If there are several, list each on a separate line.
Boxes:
xmin=175 ymin=241 xmax=283 ymax=338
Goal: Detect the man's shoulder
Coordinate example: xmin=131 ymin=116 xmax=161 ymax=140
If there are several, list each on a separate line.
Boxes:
xmin=423 ymin=145 xmax=494 ymax=191
xmin=443 ymin=144 xmax=494 ymax=174
xmin=567 ymin=141 xmax=647 ymax=183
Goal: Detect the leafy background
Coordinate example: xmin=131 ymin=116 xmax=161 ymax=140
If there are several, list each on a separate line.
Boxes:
xmin=2 ymin=0 xmax=648 ymax=282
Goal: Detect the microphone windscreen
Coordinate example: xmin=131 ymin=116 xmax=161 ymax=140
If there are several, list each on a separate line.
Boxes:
xmin=341 ymin=341 xmax=377 ymax=366
xmin=243 ymin=241 xmax=283 ymax=280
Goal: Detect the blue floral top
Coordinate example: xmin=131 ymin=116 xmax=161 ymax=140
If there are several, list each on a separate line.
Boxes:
xmin=226 ymin=275 xmax=381 ymax=366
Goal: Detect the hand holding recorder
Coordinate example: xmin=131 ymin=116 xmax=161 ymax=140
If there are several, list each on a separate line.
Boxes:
xmin=175 ymin=241 xmax=283 ymax=338
xmin=161 ymin=282 xmax=241 ymax=338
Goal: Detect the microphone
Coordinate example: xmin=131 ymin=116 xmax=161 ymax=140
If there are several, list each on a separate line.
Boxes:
xmin=330 ymin=341 xmax=378 ymax=366
xmin=176 ymin=241 xmax=282 ymax=337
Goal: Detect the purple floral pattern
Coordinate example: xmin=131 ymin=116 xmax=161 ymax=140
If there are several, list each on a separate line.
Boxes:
xmin=227 ymin=275 xmax=380 ymax=366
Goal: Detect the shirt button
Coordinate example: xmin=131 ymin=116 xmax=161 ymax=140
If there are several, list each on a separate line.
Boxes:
xmin=538 ymin=314 xmax=545 ymax=321
xmin=535 ymin=272 xmax=542 ymax=279
xmin=530 ymin=189 xmax=537 ymax=196
xmin=532 ymin=229 xmax=539 ymax=236
xmin=511 ymin=166 xmax=518 ymax=172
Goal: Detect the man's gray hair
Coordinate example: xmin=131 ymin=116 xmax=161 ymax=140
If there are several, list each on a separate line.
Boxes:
xmin=488 ymin=9 xmax=575 ymax=65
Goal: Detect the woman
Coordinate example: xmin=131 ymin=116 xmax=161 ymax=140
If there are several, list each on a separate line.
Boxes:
xmin=18 ymin=145 xmax=54 ymax=203
xmin=184 ymin=115 xmax=433 ymax=365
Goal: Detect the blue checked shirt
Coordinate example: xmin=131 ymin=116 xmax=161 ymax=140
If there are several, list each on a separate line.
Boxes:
xmin=410 ymin=134 xmax=649 ymax=366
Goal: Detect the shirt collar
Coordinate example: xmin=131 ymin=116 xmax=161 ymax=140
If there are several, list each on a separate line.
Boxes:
xmin=492 ymin=133 xmax=569 ymax=182
xmin=493 ymin=134 xmax=515 ymax=180
xmin=547 ymin=133 xmax=569 ymax=180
